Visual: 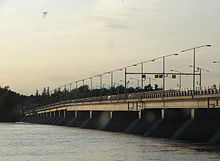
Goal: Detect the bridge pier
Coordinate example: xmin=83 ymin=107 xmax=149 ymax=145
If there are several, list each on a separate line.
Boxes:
xmin=127 ymin=109 xmax=162 ymax=135
xmin=56 ymin=110 xmax=67 ymax=126
xmin=22 ymin=114 xmax=37 ymax=123
xmin=100 ymin=111 xmax=138 ymax=132
xmin=208 ymin=130 xmax=220 ymax=144
xmin=81 ymin=111 xmax=111 ymax=129
xmin=176 ymin=108 xmax=220 ymax=142
xmin=65 ymin=111 xmax=76 ymax=126
xmin=146 ymin=108 xmax=192 ymax=138
xmin=21 ymin=91 xmax=220 ymax=145
xmin=71 ymin=111 xmax=90 ymax=127
xmin=46 ymin=111 xmax=56 ymax=125
xmin=50 ymin=111 xmax=61 ymax=125
xmin=36 ymin=113 xmax=45 ymax=124
xmin=40 ymin=112 xmax=50 ymax=124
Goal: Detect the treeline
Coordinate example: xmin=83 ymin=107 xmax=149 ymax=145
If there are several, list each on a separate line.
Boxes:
xmin=0 ymin=84 xmax=161 ymax=121
xmin=28 ymin=84 xmax=161 ymax=108
xmin=0 ymin=86 xmax=26 ymax=122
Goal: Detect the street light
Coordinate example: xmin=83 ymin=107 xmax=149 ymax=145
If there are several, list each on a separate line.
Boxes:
xmin=170 ymin=69 xmax=182 ymax=89
xmin=75 ymin=81 xmax=78 ymax=89
xmin=189 ymin=65 xmax=209 ymax=88
xmin=124 ymin=64 xmax=137 ymax=95
xmin=181 ymin=44 xmax=211 ymax=93
xmin=109 ymin=68 xmax=123 ymax=88
xmin=135 ymin=59 xmax=156 ymax=89
xmin=146 ymin=76 xmax=156 ymax=86
xmin=89 ymin=77 xmax=93 ymax=90
xmin=69 ymin=83 xmax=72 ymax=92
xmin=152 ymin=53 xmax=178 ymax=92
xmin=130 ymin=78 xmax=140 ymax=87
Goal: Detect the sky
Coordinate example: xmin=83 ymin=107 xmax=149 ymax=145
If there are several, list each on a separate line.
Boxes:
xmin=0 ymin=0 xmax=220 ymax=95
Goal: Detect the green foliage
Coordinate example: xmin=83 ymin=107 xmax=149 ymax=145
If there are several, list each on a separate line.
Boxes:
xmin=0 ymin=87 xmax=26 ymax=122
xmin=28 ymin=84 xmax=160 ymax=108
xmin=0 ymin=83 xmax=160 ymax=122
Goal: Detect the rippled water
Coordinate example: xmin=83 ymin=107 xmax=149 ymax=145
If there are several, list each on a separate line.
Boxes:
xmin=0 ymin=123 xmax=219 ymax=161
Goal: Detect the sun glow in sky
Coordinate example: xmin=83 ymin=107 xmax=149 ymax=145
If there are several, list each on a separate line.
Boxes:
xmin=0 ymin=0 xmax=220 ymax=95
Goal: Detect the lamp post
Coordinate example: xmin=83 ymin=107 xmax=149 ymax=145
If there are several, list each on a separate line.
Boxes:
xmin=120 ymin=80 xmax=129 ymax=86
xmin=103 ymin=83 xmax=110 ymax=88
xmin=130 ymin=78 xmax=140 ymax=88
xmin=69 ymin=83 xmax=72 ymax=92
xmin=90 ymin=77 xmax=93 ymax=90
xmin=124 ymin=64 xmax=137 ymax=95
xmin=103 ymin=71 xmax=112 ymax=88
xmin=138 ymin=60 xmax=155 ymax=89
xmin=141 ymin=62 xmax=144 ymax=89
xmin=170 ymin=69 xmax=182 ymax=89
xmin=189 ymin=65 xmax=209 ymax=88
xmin=111 ymin=71 xmax=113 ymax=88
xmin=181 ymin=45 xmax=211 ymax=93
xmin=152 ymin=53 xmax=178 ymax=92
xmin=146 ymin=76 xmax=156 ymax=86
xmin=75 ymin=81 xmax=78 ymax=89
xmin=110 ymin=68 xmax=123 ymax=88
xmin=99 ymin=75 xmax=102 ymax=90
xmin=82 ymin=79 xmax=85 ymax=98
xmin=113 ymin=82 xmax=120 ymax=87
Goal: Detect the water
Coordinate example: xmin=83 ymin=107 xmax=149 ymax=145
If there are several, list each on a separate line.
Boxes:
xmin=0 ymin=123 xmax=219 ymax=161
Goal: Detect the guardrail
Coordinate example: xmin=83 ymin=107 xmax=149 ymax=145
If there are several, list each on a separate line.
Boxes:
xmin=24 ymin=86 xmax=220 ymax=114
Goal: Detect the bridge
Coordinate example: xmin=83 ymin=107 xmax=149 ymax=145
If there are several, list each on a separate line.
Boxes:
xmin=22 ymin=87 xmax=220 ymax=145
xmin=21 ymin=44 xmax=220 ymax=144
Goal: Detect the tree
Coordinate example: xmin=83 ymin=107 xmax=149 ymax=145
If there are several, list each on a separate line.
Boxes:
xmin=144 ymin=84 xmax=153 ymax=91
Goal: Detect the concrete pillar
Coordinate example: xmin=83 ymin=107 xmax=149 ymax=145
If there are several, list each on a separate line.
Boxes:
xmin=50 ymin=111 xmax=61 ymax=125
xmin=72 ymin=111 xmax=90 ymax=127
xmin=40 ymin=112 xmax=51 ymax=124
xmin=129 ymin=109 xmax=162 ymax=135
xmin=177 ymin=108 xmax=220 ymax=142
xmin=64 ymin=110 xmax=66 ymax=118
xmin=59 ymin=110 xmax=65 ymax=118
xmin=89 ymin=111 xmax=92 ymax=119
xmin=147 ymin=108 xmax=191 ymax=138
xmin=208 ymin=130 xmax=220 ymax=144
xmin=66 ymin=111 xmax=75 ymax=119
xmin=56 ymin=110 xmax=67 ymax=125
xmin=110 ymin=111 xmax=113 ymax=118
xmin=65 ymin=111 xmax=77 ymax=126
xmin=81 ymin=111 xmax=111 ymax=129
xmin=102 ymin=111 xmax=139 ymax=132
xmin=75 ymin=111 xmax=78 ymax=118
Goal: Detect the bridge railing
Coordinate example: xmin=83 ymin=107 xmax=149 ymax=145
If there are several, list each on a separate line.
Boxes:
xmin=23 ymin=85 xmax=220 ymax=114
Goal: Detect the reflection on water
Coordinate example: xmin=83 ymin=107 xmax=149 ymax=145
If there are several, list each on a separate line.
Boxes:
xmin=0 ymin=122 xmax=219 ymax=161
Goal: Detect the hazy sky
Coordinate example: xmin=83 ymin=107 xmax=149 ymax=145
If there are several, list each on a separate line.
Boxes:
xmin=0 ymin=0 xmax=220 ymax=95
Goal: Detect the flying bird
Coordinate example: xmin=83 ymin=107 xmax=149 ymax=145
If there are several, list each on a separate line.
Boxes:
xmin=42 ymin=12 xmax=47 ymax=18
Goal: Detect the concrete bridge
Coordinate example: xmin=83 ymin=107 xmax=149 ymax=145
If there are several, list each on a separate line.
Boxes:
xmin=22 ymin=88 xmax=220 ymax=145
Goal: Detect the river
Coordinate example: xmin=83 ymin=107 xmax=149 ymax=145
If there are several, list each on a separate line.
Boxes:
xmin=0 ymin=122 xmax=219 ymax=161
